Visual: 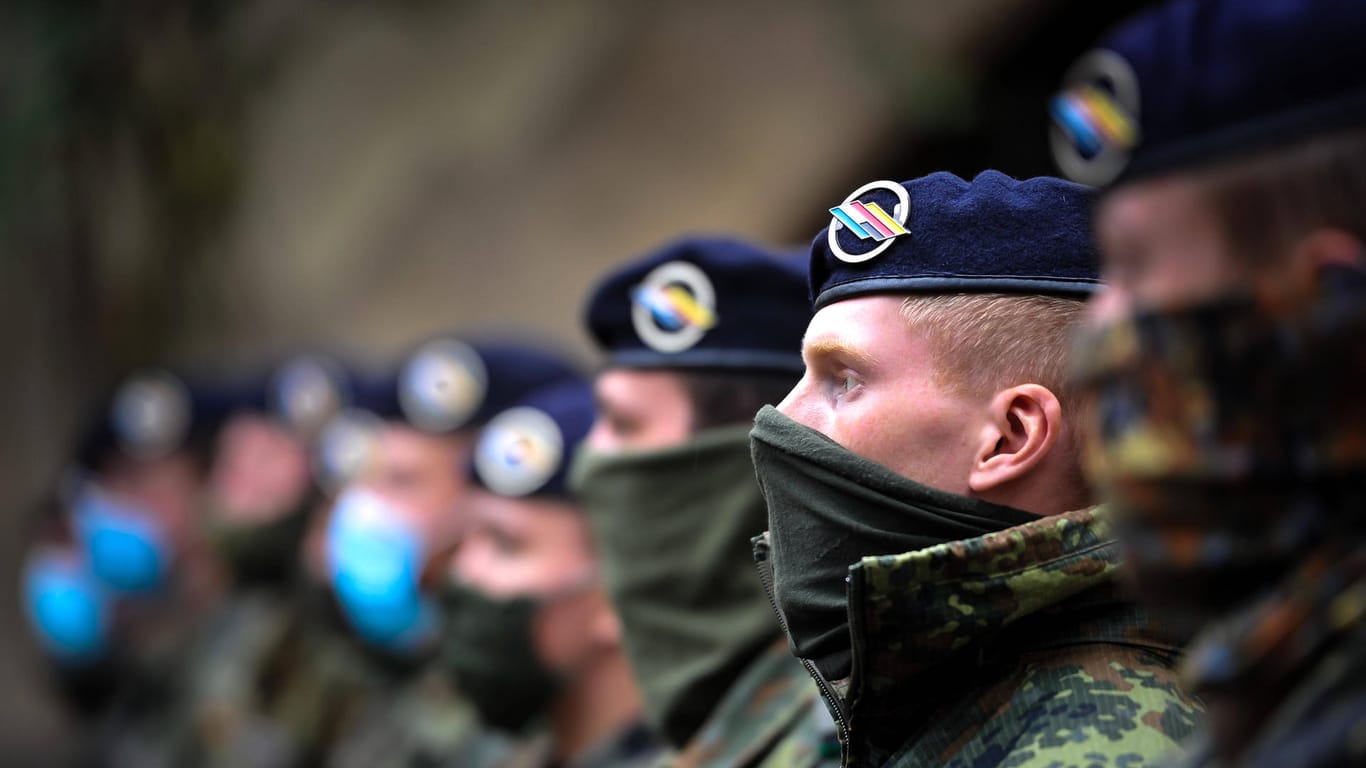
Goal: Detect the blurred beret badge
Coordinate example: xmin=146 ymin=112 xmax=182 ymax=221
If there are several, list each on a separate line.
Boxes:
xmin=474 ymin=406 xmax=564 ymax=498
xmin=398 ymin=338 xmax=490 ymax=433
xmin=629 ymin=260 xmax=719 ymax=354
xmin=1049 ymin=49 xmax=1142 ymax=186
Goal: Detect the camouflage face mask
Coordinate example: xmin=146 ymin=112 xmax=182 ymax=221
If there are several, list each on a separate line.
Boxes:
xmin=749 ymin=406 xmax=1037 ymax=684
xmin=1072 ymin=266 xmax=1366 ymax=626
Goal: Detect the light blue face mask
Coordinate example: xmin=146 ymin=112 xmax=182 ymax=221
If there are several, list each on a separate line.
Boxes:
xmin=71 ymin=485 xmax=171 ymax=595
xmin=325 ymin=488 xmax=439 ymax=654
xmin=22 ymin=547 xmax=112 ymax=664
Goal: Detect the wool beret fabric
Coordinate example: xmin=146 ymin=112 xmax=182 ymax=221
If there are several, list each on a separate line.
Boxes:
xmin=811 ymin=171 xmax=1101 ymax=310
xmin=1050 ymin=0 xmax=1366 ymax=186
xmin=585 ymin=236 xmax=811 ymax=373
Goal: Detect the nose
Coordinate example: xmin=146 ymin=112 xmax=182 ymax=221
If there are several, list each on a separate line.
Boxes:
xmin=775 ymin=375 xmax=815 ymax=427
xmin=584 ymin=416 xmax=617 ymax=453
xmin=1087 ymin=285 xmax=1132 ymax=326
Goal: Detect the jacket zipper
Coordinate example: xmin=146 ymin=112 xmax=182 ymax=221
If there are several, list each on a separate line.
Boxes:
xmin=751 ymin=533 xmax=852 ymax=764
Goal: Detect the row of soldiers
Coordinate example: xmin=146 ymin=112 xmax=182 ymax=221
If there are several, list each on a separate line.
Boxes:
xmin=21 ymin=0 xmax=1366 ymax=765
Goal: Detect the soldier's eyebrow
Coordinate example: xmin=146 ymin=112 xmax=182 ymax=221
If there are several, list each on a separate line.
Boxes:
xmin=802 ymin=338 xmax=879 ymax=370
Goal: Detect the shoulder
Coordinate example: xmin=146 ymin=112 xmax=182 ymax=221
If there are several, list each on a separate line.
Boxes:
xmin=893 ymin=642 xmax=1201 ymax=768
xmin=1242 ymin=636 xmax=1366 ymax=768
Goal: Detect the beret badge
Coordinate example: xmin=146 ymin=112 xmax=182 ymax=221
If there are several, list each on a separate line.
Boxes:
xmin=828 ymin=180 xmax=911 ymax=264
xmin=1050 ymin=49 xmax=1142 ymax=186
xmin=475 ymin=406 xmax=564 ymax=498
xmin=629 ymin=260 xmax=719 ymax=354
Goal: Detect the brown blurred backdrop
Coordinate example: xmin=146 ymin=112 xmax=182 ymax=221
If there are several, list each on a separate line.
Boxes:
xmin=0 ymin=0 xmax=1152 ymax=760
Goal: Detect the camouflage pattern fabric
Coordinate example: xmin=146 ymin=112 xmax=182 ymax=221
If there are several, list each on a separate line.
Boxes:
xmin=1159 ymin=545 xmax=1366 ymax=768
xmin=837 ymin=506 xmax=1201 ymax=767
xmin=327 ymin=662 xmax=512 ymax=768
xmin=184 ymin=584 xmax=511 ymax=768
xmin=496 ymin=720 xmax=661 ymax=768
xmin=661 ymin=639 xmax=840 ymax=768
xmin=1070 ymin=275 xmax=1366 ymax=620
xmin=1072 ymin=272 xmax=1366 ymax=765
xmin=183 ymin=587 xmax=382 ymax=766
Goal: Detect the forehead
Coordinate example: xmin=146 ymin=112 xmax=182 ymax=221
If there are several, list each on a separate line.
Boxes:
xmin=1096 ymin=176 xmax=1215 ymax=239
xmin=593 ymin=368 xmax=686 ymax=405
xmin=804 ymin=295 xmax=927 ymax=359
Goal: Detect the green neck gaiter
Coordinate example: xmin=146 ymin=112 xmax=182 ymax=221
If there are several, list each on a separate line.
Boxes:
xmin=569 ymin=425 xmax=780 ymax=748
xmin=438 ymin=582 xmax=561 ymax=734
xmin=749 ymin=406 xmax=1038 ymax=683
xmin=203 ymin=497 xmax=311 ymax=587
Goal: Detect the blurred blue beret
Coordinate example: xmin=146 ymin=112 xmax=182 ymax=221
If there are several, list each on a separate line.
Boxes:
xmin=309 ymin=338 xmax=579 ymax=434
xmin=395 ymin=338 xmax=581 ymax=433
xmin=470 ymin=378 xmax=595 ymax=501
xmin=810 ymin=171 xmax=1100 ymax=310
xmin=306 ymin=340 xmax=579 ymax=493
xmin=267 ymin=355 xmax=357 ymax=438
xmin=585 ymin=237 xmax=810 ymax=373
xmin=1050 ymin=0 xmax=1366 ymax=186
xmin=76 ymin=369 xmax=241 ymax=471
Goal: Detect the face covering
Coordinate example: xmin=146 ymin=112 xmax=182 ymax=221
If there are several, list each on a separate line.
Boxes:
xmin=22 ymin=547 xmax=112 ymax=664
xmin=749 ymin=406 xmax=1038 ymax=682
xmin=1071 ymin=266 xmax=1366 ymax=625
xmin=71 ymin=484 xmax=172 ymax=595
xmin=203 ymin=496 xmax=311 ymax=586
xmin=325 ymin=488 xmax=439 ymax=654
xmin=569 ymin=424 xmax=779 ymax=748
xmin=438 ymin=581 xmax=564 ymax=734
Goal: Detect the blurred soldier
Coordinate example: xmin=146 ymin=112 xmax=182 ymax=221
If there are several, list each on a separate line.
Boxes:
xmin=570 ymin=237 xmax=839 ymax=767
xmin=443 ymin=378 xmax=661 ymax=767
xmin=318 ymin=338 xmax=579 ymax=768
xmin=25 ymin=369 xmax=230 ymax=766
xmin=324 ymin=338 xmax=578 ymax=658
xmin=183 ymin=355 xmax=353 ymax=767
xmin=749 ymin=173 xmax=1202 ymax=766
xmin=1052 ymin=0 xmax=1366 ymax=764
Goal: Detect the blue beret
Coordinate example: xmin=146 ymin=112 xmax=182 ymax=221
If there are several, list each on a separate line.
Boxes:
xmin=306 ymin=341 xmax=578 ymax=493
xmin=75 ymin=369 xmax=240 ymax=471
xmin=395 ymin=338 xmax=581 ymax=432
xmin=1050 ymin=0 xmax=1366 ymax=186
xmin=470 ymin=378 xmax=595 ymax=501
xmin=811 ymin=172 xmax=1100 ymax=310
xmin=585 ymin=237 xmax=811 ymax=374
xmin=268 ymin=355 xmax=357 ymax=438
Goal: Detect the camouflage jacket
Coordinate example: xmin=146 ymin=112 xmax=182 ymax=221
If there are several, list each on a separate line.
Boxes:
xmin=1160 ymin=545 xmax=1366 ymax=768
xmin=187 ymin=586 xmax=510 ymax=768
xmin=497 ymin=720 xmax=661 ymax=768
xmin=759 ymin=506 xmax=1203 ymax=768
xmin=663 ymin=639 xmax=841 ymax=768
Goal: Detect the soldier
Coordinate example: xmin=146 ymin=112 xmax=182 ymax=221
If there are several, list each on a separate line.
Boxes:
xmin=324 ymin=337 xmax=578 ymax=657
xmin=443 ymin=378 xmax=661 ymax=768
xmin=1051 ymin=0 xmax=1366 ymax=764
xmin=570 ymin=237 xmax=839 ymax=767
xmin=39 ymin=369 xmax=232 ymax=766
xmin=182 ymin=355 xmax=353 ymax=767
xmin=748 ymin=172 xmax=1203 ymax=766
xmin=318 ymin=339 xmax=579 ymax=768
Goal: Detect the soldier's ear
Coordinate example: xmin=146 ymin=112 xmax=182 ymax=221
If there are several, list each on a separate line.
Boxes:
xmin=967 ymin=384 xmax=1061 ymax=496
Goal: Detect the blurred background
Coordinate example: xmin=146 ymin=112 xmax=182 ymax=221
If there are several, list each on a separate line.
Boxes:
xmin=0 ymin=0 xmax=1152 ymax=759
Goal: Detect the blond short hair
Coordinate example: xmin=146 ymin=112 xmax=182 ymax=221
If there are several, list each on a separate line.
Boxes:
xmin=898 ymin=293 xmax=1087 ymax=406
